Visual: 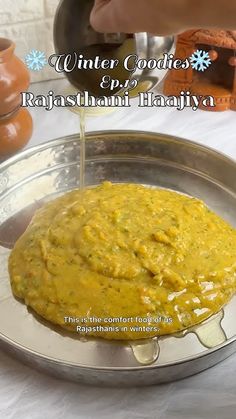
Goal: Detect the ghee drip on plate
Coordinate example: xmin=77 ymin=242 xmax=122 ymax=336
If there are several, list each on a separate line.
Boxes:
xmin=129 ymin=339 xmax=160 ymax=365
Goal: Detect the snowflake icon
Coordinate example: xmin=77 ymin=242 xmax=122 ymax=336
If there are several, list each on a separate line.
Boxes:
xmin=189 ymin=50 xmax=212 ymax=72
xmin=25 ymin=49 xmax=48 ymax=71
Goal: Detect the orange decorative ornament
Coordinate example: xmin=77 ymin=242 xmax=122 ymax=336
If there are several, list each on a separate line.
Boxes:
xmin=164 ymin=30 xmax=236 ymax=112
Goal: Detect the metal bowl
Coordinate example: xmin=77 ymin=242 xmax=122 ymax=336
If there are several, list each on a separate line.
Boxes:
xmin=53 ymin=0 xmax=175 ymax=96
xmin=1 ymin=131 xmax=236 ymax=386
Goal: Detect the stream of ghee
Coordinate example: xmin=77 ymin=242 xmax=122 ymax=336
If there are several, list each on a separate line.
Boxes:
xmin=79 ymin=109 xmax=86 ymax=190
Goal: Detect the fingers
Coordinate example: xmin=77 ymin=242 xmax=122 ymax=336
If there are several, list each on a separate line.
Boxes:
xmin=90 ymin=0 xmax=186 ymax=35
xmin=90 ymin=0 xmax=131 ymax=33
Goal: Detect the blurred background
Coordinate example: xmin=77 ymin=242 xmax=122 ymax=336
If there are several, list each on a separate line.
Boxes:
xmin=0 ymin=0 xmax=61 ymax=82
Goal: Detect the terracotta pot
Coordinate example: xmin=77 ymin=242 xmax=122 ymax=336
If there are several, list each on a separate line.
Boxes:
xmin=163 ymin=29 xmax=236 ymax=112
xmin=0 ymin=38 xmax=30 ymax=116
xmin=0 ymin=108 xmax=33 ymax=158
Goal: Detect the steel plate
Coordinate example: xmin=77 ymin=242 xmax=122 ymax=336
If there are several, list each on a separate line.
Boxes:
xmin=1 ymin=131 xmax=236 ymax=386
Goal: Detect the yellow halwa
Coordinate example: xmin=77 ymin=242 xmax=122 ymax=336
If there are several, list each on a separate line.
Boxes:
xmin=8 ymin=182 xmax=236 ymax=340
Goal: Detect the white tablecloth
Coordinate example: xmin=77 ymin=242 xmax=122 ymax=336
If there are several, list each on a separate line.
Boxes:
xmin=1 ymin=80 xmax=236 ymax=419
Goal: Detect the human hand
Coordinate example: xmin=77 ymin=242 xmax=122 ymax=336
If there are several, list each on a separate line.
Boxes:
xmin=90 ymin=0 xmax=187 ymax=35
xmin=90 ymin=0 xmax=236 ymax=35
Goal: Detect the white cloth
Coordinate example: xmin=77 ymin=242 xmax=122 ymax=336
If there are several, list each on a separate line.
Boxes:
xmin=0 ymin=80 xmax=236 ymax=419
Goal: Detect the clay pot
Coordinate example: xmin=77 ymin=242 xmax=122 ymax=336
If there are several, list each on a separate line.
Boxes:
xmin=0 ymin=38 xmax=30 ymax=116
xmin=0 ymin=108 xmax=33 ymax=158
xmin=0 ymin=38 xmax=32 ymax=158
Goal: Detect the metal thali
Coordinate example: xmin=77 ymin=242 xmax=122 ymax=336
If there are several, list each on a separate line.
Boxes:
xmin=1 ymin=131 xmax=236 ymax=386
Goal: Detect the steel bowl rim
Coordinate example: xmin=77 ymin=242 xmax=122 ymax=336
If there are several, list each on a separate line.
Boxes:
xmin=0 ymin=326 xmax=236 ymax=372
xmin=1 ymin=130 xmax=236 ymax=173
